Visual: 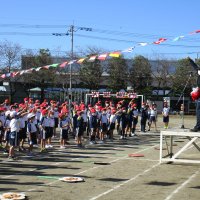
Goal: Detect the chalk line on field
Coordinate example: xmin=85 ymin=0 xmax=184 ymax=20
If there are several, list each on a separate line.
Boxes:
xmin=164 ymin=169 xmax=200 ymax=200
xmin=26 ymin=144 xmax=158 ymax=192
xmin=88 ymin=163 xmax=160 ymax=200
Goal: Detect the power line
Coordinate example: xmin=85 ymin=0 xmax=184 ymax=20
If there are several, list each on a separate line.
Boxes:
xmin=1 ymin=31 xmax=200 ymax=49
xmin=1 ymin=23 xmax=200 ymax=43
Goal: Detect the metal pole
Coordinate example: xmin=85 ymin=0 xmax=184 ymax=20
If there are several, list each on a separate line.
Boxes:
xmin=69 ymin=25 xmax=74 ymax=100
xmin=69 ymin=25 xmax=74 ymax=116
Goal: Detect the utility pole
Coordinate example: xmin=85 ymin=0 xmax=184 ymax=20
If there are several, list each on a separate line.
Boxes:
xmin=52 ymin=25 xmax=92 ymax=108
xmin=69 ymin=25 xmax=74 ymax=116
xmin=69 ymin=25 xmax=74 ymax=101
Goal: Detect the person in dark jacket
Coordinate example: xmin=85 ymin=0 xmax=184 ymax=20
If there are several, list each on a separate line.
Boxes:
xmin=76 ymin=111 xmax=84 ymax=147
xmin=120 ymin=107 xmax=128 ymax=139
xmin=140 ymin=103 xmax=148 ymax=132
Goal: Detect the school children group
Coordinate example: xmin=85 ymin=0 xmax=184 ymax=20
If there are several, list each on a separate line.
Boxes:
xmin=0 ymin=98 xmax=170 ymax=160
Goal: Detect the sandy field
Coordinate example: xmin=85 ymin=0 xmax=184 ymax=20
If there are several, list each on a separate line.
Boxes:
xmin=0 ymin=114 xmax=200 ymax=200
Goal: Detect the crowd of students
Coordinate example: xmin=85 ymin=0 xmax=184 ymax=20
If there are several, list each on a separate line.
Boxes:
xmin=0 ymin=98 xmax=170 ymax=160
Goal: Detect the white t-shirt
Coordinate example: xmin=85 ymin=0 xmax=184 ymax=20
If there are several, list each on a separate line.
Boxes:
xmin=109 ymin=114 xmax=117 ymax=123
xmin=10 ymin=118 xmax=20 ymax=132
xmin=19 ymin=117 xmax=25 ymax=129
xmin=163 ymin=107 xmax=170 ymax=116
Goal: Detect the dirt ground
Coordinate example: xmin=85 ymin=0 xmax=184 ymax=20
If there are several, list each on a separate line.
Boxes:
xmin=0 ymin=114 xmax=200 ymax=200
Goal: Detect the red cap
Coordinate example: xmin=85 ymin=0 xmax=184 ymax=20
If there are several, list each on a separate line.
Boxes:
xmin=90 ymin=108 xmax=96 ymax=113
xmin=35 ymin=99 xmax=40 ymax=103
xmin=42 ymin=109 xmax=48 ymax=116
xmin=24 ymin=97 xmax=29 ymax=102
xmin=5 ymin=99 xmax=10 ymax=103
xmin=111 ymin=109 xmax=116 ymax=114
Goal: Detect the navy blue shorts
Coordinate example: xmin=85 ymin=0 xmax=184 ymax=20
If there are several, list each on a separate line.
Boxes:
xmin=19 ymin=127 xmax=27 ymax=140
xmin=150 ymin=116 xmax=156 ymax=122
xmin=109 ymin=123 xmax=115 ymax=130
xmin=60 ymin=129 xmax=68 ymax=140
xmin=101 ymin=123 xmax=108 ymax=132
xmin=40 ymin=127 xmax=49 ymax=140
xmin=9 ymin=131 xmax=18 ymax=147
xmin=28 ymin=132 xmax=37 ymax=145
xmin=163 ymin=116 xmax=169 ymax=123
xmin=48 ymin=127 xmax=54 ymax=138
xmin=54 ymin=118 xmax=59 ymax=128
xmin=76 ymin=128 xmax=83 ymax=137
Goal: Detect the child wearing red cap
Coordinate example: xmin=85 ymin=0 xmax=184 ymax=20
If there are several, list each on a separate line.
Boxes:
xmin=46 ymin=110 xmax=55 ymax=148
xmin=132 ymin=104 xmax=139 ymax=136
xmin=99 ymin=108 xmax=109 ymax=144
xmin=39 ymin=109 xmax=49 ymax=152
xmin=108 ymin=109 xmax=117 ymax=141
xmin=59 ymin=112 xmax=71 ymax=148
xmin=89 ymin=108 xmax=98 ymax=144
xmin=27 ymin=113 xmax=37 ymax=156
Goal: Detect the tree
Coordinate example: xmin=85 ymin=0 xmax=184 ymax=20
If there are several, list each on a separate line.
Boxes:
xmin=129 ymin=55 xmax=152 ymax=95
xmin=151 ymin=59 xmax=174 ymax=98
xmin=79 ymin=57 xmax=103 ymax=90
xmin=0 ymin=40 xmax=22 ymax=72
xmin=107 ymin=57 xmax=128 ymax=92
xmin=22 ymin=49 xmax=56 ymax=101
xmin=172 ymin=57 xmax=197 ymax=96
xmin=0 ymin=40 xmax=22 ymax=102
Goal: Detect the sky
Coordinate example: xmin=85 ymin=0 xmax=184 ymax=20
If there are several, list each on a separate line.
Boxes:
xmin=0 ymin=0 xmax=200 ymax=60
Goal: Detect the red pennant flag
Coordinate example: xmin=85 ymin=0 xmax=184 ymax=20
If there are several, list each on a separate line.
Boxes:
xmin=60 ymin=61 xmax=68 ymax=68
xmin=190 ymin=29 xmax=200 ymax=34
xmin=1 ymin=74 xmax=6 ymax=79
xmin=12 ymin=71 xmax=20 ymax=77
xmin=98 ymin=53 xmax=108 ymax=61
xmin=153 ymin=38 xmax=167 ymax=44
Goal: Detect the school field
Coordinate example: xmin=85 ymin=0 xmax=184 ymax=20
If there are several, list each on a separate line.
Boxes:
xmin=0 ymin=115 xmax=200 ymax=200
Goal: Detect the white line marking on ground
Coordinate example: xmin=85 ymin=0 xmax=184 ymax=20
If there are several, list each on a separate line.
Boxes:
xmin=89 ymin=163 xmax=160 ymax=200
xmin=25 ymin=144 xmax=158 ymax=192
xmin=0 ymin=148 xmax=112 ymax=179
xmin=164 ymin=169 xmax=200 ymax=200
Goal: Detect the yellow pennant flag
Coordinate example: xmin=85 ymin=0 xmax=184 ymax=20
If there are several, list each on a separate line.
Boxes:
xmin=77 ymin=58 xmax=85 ymax=64
xmin=109 ymin=51 xmax=121 ymax=58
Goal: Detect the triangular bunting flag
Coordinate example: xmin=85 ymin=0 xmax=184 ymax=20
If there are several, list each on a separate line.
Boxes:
xmin=190 ymin=29 xmax=200 ymax=34
xmin=137 ymin=42 xmax=148 ymax=46
xmin=109 ymin=51 xmax=121 ymax=58
xmin=88 ymin=55 xmax=97 ymax=62
xmin=49 ymin=63 xmax=59 ymax=68
xmin=77 ymin=58 xmax=85 ymax=64
xmin=98 ymin=54 xmax=108 ymax=61
xmin=1 ymin=74 xmax=6 ymax=78
xmin=173 ymin=36 xmax=184 ymax=42
xmin=60 ymin=62 xmax=68 ymax=68
xmin=153 ymin=38 xmax=167 ymax=44
xmin=122 ymin=47 xmax=135 ymax=53
xmin=68 ymin=60 xmax=77 ymax=65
